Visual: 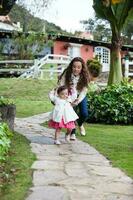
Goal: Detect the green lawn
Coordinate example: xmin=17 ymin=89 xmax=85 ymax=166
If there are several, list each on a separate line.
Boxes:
xmin=78 ymin=123 xmax=133 ymax=179
xmin=0 ymin=133 xmax=36 ymax=200
xmin=0 ymin=78 xmax=56 ymax=117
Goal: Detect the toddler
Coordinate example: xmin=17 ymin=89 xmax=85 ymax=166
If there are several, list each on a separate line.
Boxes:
xmin=48 ymin=85 xmax=78 ymax=145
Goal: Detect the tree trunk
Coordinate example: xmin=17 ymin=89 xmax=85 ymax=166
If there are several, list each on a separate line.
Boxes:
xmin=108 ymin=47 xmax=123 ymax=85
xmin=0 ymin=105 xmax=16 ymax=131
xmin=108 ymin=27 xmax=123 ymax=85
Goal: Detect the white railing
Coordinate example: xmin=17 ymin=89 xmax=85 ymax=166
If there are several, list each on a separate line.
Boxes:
xmin=0 ymin=55 xmax=71 ymax=78
xmin=39 ymin=68 xmax=65 ymax=80
xmin=20 ymin=54 xmax=71 ymax=78
xmin=124 ymin=59 xmax=133 ymax=78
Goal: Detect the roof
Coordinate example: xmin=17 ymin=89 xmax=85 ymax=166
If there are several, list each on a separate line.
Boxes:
xmin=0 ymin=15 xmax=11 ymax=24
xmin=52 ymin=34 xmax=133 ymax=52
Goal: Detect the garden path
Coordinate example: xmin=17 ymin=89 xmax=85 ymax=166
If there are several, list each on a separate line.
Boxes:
xmin=15 ymin=113 xmax=133 ymax=200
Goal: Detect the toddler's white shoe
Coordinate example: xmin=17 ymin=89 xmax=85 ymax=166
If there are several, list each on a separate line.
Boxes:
xmin=70 ymin=134 xmax=76 ymax=140
xmin=65 ymin=134 xmax=70 ymax=142
xmin=54 ymin=140 xmax=61 ymax=145
xmin=79 ymin=125 xmax=86 ymax=136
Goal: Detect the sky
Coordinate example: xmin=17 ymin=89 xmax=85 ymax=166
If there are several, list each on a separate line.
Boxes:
xmin=23 ymin=0 xmax=94 ymax=33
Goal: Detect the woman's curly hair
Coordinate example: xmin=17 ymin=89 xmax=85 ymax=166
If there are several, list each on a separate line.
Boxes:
xmin=58 ymin=57 xmax=90 ymax=91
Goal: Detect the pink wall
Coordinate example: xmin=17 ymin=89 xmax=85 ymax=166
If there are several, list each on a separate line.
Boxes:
xmin=53 ymin=41 xmax=68 ymax=55
xmin=53 ymin=41 xmax=94 ymax=62
xmin=81 ymin=45 xmax=93 ymax=62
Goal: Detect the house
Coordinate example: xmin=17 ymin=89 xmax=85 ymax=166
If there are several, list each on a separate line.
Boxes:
xmin=0 ymin=15 xmax=22 ymax=32
xmin=52 ymin=34 xmax=133 ymax=72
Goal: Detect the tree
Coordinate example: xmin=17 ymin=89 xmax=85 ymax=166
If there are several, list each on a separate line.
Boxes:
xmin=80 ymin=17 xmax=112 ymax=42
xmin=15 ymin=0 xmax=54 ymax=32
xmin=93 ymin=0 xmax=133 ymax=85
xmin=12 ymin=32 xmax=53 ymax=59
xmin=9 ymin=4 xmax=70 ymax=34
xmin=122 ymin=20 xmax=133 ymax=45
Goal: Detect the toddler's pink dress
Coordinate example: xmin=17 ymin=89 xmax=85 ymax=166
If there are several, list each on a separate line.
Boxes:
xmin=48 ymin=89 xmax=78 ymax=130
xmin=49 ymin=118 xmax=75 ymax=129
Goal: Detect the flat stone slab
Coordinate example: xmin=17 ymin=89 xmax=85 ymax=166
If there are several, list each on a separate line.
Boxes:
xmin=26 ymin=135 xmax=54 ymax=145
xmin=33 ymin=170 xmax=68 ymax=186
xmin=26 ymin=186 xmax=69 ymax=200
xmin=32 ymin=160 xmax=64 ymax=170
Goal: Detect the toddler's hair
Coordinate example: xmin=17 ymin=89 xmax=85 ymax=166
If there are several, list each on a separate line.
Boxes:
xmin=57 ymin=85 xmax=68 ymax=95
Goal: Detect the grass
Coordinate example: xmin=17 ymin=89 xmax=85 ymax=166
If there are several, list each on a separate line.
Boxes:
xmin=0 ymin=78 xmax=56 ymax=117
xmin=78 ymin=123 xmax=133 ymax=178
xmin=0 ymin=132 xmax=36 ymax=200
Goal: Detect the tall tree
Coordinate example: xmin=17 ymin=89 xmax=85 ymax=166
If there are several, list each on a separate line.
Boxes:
xmin=122 ymin=20 xmax=133 ymax=45
xmin=93 ymin=0 xmax=133 ymax=85
xmin=80 ymin=17 xmax=112 ymax=42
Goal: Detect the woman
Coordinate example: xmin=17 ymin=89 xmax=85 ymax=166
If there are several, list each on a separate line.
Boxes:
xmin=58 ymin=57 xmax=90 ymax=140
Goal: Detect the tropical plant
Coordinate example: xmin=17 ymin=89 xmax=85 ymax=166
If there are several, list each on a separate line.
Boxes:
xmin=93 ymin=0 xmax=133 ymax=85
xmin=0 ymin=0 xmax=16 ymax=15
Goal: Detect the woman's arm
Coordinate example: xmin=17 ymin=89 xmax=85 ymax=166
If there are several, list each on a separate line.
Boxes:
xmin=72 ymin=87 xmax=88 ymax=106
xmin=78 ymin=87 xmax=88 ymax=103
xmin=69 ymin=87 xmax=78 ymax=102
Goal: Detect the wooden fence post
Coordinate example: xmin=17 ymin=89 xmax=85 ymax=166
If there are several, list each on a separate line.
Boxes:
xmin=0 ymin=105 xmax=16 ymax=131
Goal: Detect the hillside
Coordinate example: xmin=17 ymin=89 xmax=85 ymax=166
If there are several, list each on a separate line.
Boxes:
xmin=9 ymin=4 xmax=71 ymax=35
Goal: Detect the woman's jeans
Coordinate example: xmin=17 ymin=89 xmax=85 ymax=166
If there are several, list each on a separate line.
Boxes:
xmin=71 ymin=96 xmax=88 ymax=135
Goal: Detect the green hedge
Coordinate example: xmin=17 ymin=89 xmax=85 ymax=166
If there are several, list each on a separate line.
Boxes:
xmin=0 ymin=123 xmax=13 ymax=162
xmin=88 ymin=82 xmax=133 ymax=124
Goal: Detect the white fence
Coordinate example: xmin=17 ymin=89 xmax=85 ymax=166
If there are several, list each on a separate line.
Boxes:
xmin=20 ymin=54 xmax=71 ymax=78
xmin=0 ymin=60 xmax=34 ymax=76
xmin=124 ymin=59 xmax=133 ymax=78
xmin=0 ymin=54 xmax=71 ymax=79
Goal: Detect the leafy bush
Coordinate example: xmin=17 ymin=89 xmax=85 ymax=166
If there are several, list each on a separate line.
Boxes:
xmin=0 ymin=123 xmax=13 ymax=162
xmin=87 ymin=81 xmax=133 ymax=124
xmin=0 ymin=96 xmax=14 ymax=106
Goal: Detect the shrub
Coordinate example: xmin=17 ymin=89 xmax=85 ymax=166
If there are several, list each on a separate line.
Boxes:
xmin=86 ymin=58 xmax=102 ymax=77
xmin=0 ymin=123 xmax=13 ymax=162
xmin=87 ymin=81 xmax=133 ymax=124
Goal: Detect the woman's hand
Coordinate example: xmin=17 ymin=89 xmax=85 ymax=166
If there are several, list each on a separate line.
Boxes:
xmin=71 ymin=99 xmax=79 ymax=106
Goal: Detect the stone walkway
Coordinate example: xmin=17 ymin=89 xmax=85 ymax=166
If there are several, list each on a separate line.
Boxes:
xmin=15 ymin=113 xmax=133 ymax=200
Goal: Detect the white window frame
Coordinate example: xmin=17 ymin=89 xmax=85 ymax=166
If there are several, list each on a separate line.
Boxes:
xmin=94 ymin=46 xmax=110 ymax=72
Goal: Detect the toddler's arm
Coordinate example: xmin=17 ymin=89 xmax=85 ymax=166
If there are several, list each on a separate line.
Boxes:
xmin=48 ymin=88 xmax=57 ymax=103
